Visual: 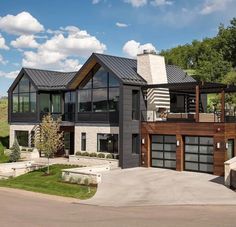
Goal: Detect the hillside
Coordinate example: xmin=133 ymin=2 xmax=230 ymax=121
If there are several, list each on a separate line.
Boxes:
xmin=0 ymin=98 xmax=9 ymax=147
xmin=161 ymin=17 xmax=236 ymax=83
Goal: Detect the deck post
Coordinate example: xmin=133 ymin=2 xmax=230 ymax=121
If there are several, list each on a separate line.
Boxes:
xmin=221 ymin=90 xmax=225 ymax=123
xmin=195 ymin=85 xmax=200 ymax=122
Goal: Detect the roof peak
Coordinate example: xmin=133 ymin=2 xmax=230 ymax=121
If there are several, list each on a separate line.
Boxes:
xmin=23 ymin=67 xmax=77 ymax=74
xmin=93 ymin=52 xmax=136 ymax=61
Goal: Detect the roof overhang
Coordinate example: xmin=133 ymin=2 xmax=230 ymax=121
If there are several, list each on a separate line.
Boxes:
xmin=142 ymin=81 xmax=236 ymax=94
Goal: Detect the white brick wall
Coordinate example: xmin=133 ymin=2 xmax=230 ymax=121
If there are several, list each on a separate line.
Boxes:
xmin=74 ymin=125 xmax=119 ymax=153
xmin=9 ymin=124 xmax=37 ymax=147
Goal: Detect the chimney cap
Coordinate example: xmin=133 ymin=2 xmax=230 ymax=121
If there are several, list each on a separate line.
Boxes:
xmin=142 ymin=49 xmax=156 ymax=55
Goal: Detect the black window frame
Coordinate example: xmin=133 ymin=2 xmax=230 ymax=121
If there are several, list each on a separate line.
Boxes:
xmin=97 ymin=133 xmax=118 ymax=154
xmin=132 ymin=90 xmax=140 ymax=120
xmin=77 ymin=65 xmax=120 ymax=114
xmin=12 ymin=75 xmax=37 ymax=114
xmin=15 ymin=130 xmax=29 ymax=147
xmin=132 ymin=134 xmax=140 ymax=154
xmin=81 ymin=132 xmax=86 ymax=151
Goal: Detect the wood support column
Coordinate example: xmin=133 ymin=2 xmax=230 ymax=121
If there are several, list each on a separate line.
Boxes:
xmin=176 ymin=134 xmax=184 ymax=171
xmin=141 ymin=132 xmax=150 ymax=167
xmin=221 ymin=90 xmax=225 ymax=123
xmin=195 ymin=85 xmax=200 ymax=123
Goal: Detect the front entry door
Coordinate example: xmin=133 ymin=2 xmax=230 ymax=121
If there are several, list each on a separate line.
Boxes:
xmin=227 ymin=139 xmax=234 ymax=160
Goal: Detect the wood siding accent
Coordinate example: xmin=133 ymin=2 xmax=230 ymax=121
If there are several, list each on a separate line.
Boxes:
xmin=141 ymin=122 xmax=236 ymax=176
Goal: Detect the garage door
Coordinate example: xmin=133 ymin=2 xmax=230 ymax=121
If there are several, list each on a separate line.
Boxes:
xmin=151 ymin=135 xmax=176 ymax=169
xmin=185 ymin=136 xmax=213 ymax=173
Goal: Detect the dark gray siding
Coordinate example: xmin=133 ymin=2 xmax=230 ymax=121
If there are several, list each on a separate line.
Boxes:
xmin=119 ymin=85 xmax=146 ymax=168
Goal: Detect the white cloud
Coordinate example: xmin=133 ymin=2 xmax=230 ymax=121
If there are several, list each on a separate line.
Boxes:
xmin=11 ymin=35 xmax=39 ymax=49
xmin=0 ymin=54 xmax=8 ymax=65
xmin=200 ymin=0 xmax=233 ymax=15
xmin=0 ymin=70 xmax=19 ymax=79
xmin=0 ymin=11 xmax=44 ymax=35
xmin=0 ymin=34 xmax=9 ymax=50
xmin=124 ymin=0 xmax=147 ymax=7
xmin=116 ymin=22 xmax=129 ymax=28
xmin=123 ymin=40 xmax=157 ymax=58
xmin=150 ymin=0 xmax=173 ymax=7
xmin=22 ymin=26 xmax=105 ymax=71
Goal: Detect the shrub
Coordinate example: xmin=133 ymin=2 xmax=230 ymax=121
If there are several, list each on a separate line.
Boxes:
xmin=69 ymin=176 xmax=76 ymax=184
xmin=0 ymin=142 xmax=9 ymax=163
xmin=75 ymin=151 xmax=82 ymax=156
xmin=28 ymin=148 xmax=33 ymax=152
xmin=81 ymin=152 xmax=89 ymax=157
xmin=77 ymin=177 xmax=82 ymax=184
xmin=89 ymin=152 xmax=97 ymax=157
xmin=97 ymin=153 xmax=105 ymax=158
xmin=106 ymin=153 xmax=113 ymax=159
xmin=21 ymin=148 xmax=27 ymax=151
xmin=9 ymin=139 xmax=21 ymax=162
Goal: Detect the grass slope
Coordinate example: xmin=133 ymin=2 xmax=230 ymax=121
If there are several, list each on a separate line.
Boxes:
xmin=0 ymin=98 xmax=9 ymax=149
xmin=0 ymin=164 xmax=96 ymax=199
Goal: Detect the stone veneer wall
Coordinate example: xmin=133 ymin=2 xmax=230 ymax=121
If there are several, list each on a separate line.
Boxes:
xmin=9 ymin=124 xmax=37 ymax=148
xmin=74 ymin=125 xmax=119 ymax=153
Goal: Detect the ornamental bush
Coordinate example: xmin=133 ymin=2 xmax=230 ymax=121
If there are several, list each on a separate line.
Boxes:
xmin=9 ymin=139 xmax=21 ymax=162
xmin=106 ymin=153 xmax=113 ymax=159
xmin=97 ymin=153 xmax=105 ymax=158
xmin=89 ymin=152 xmax=97 ymax=157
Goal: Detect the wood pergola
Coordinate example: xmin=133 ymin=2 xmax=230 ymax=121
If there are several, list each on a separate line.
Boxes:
xmin=142 ymin=81 xmax=236 ymax=123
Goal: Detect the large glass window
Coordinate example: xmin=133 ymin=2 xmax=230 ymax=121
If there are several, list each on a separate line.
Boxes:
xmin=81 ymin=133 xmax=86 ymax=151
xmin=132 ymin=90 xmax=140 ymax=120
xmin=15 ymin=131 xmax=28 ymax=147
xmin=40 ymin=93 xmax=50 ymax=113
xmin=132 ymin=134 xmax=139 ymax=154
xmin=52 ymin=94 xmax=61 ymax=113
xmin=78 ymin=90 xmax=92 ymax=112
xmin=65 ymin=91 xmax=75 ymax=121
xmin=93 ymin=88 xmax=108 ymax=112
xmin=78 ymin=65 xmax=119 ymax=113
xmin=97 ymin=134 xmax=118 ymax=153
xmin=12 ymin=75 xmax=36 ymax=113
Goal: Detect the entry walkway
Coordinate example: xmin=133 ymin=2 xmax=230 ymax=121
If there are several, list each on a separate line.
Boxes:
xmin=83 ymin=167 xmax=236 ymax=207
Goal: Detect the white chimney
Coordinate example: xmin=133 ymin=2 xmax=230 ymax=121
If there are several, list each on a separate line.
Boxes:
xmin=137 ymin=50 xmax=168 ymax=84
xmin=137 ymin=50 xmax=170 ymax=114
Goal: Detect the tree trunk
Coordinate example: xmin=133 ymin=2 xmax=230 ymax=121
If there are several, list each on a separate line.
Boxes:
xmin=47 ymin=157 xmax=50 ymax=174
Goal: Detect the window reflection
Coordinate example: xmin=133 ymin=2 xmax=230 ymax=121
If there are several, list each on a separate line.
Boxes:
xmin=78 ymin=65 xmax=119 ymax=113
xmin=12 ymin=75 xmax=36 ymax=113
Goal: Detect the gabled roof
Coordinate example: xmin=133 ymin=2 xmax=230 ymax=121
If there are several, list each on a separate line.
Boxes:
xmin=23 ymin=68 xmax=77 ymax=90
xmin=93 ymin=53 xmax=147 ymax=85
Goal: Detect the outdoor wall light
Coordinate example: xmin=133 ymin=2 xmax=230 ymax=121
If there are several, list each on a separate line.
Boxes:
xmin=176 ymin=140 xmax=180 ymax=147
xmin=142 ymin=138 xmax=145 ymax=145
xmin=217 ymin=142 xmax=221 ymax=149
xmin=226 ymin=142 xmax=229 ymax=149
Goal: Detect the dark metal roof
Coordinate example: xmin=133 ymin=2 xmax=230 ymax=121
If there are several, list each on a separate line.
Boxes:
xmin=94 ymin=53 xmax=195 ymax=85
xmin=165 ymin=65 xmax=195 ymax=83
xmin=93 ymin=53 xmax=146 ymax=85
xmin=23 ymin=68 xmax=77 ymax=90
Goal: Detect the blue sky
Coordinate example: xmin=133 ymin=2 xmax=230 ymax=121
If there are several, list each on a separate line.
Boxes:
xmin=0 ymin=0 xmax=236 ymax=96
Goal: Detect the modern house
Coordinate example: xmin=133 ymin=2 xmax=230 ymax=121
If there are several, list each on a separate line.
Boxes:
xmin=8 ymin=51 xmax=236 ymax=175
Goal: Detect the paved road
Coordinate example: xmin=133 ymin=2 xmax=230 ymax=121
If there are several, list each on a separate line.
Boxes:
xmin=0 ymin=187 xmax=236 ymax=227
xmin=84 ymin=167 xmax=236 ymax=206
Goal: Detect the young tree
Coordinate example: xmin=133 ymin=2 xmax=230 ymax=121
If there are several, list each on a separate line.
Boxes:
xmin=36 ymin=114 xmax=64 ymax=174
xmin=9 ymin=138 xmax=21 ymax=162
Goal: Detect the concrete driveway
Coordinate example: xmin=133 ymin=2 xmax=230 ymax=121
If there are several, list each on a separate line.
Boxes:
xmin=84 ymin=167 xmax=236 ymax=207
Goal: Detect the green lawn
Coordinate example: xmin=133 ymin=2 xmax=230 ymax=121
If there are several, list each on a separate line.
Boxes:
xmin=0 ymin=164 xmax=97 ymax=199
